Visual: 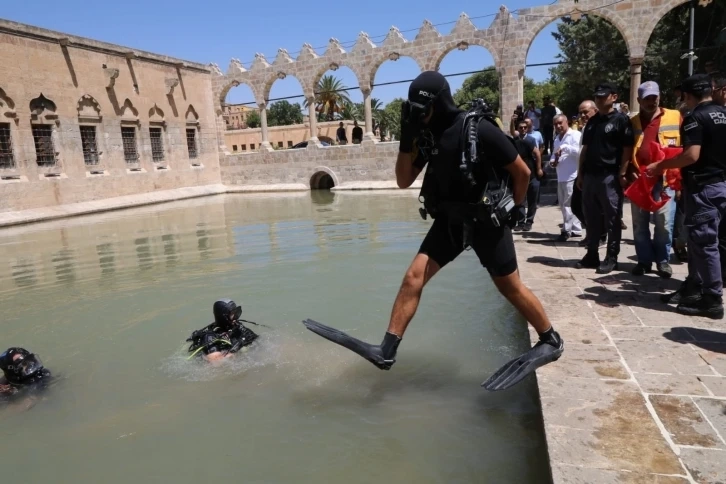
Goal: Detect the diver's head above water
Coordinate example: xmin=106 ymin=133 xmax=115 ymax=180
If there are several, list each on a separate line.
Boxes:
xmin=0 ymin=347 xmax=50 ymax=385
xmin=212 ymin=299 xmax=242 ymax=328
xmin=404 ymin=71 xmax=462 ymax=137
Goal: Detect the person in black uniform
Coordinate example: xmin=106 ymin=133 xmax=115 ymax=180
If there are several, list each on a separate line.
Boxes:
xmin=576 ymin=82 xmax=635 ymax=274
xmin=302 ymin=71 xmax=564 ymax=392
xmin=0 ymin=347 xmax=52 ymax=406
xmin=647 ymin=74 xmax=726 ymax=318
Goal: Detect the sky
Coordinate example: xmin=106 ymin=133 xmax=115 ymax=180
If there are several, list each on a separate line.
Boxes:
xmin=2 ymin=0 xmax=564 ymax=106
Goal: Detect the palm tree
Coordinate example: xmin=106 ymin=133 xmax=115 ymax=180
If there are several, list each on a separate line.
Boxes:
xmin=303 ymin=75 xmax=352 ymax=121
xmin=340 ymin=100 xmax=360 ymax=121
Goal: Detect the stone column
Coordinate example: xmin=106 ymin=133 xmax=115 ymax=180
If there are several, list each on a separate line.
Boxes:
xmin=306 ymin=96 xmax=319 ymax=142
xmin=259 ymin=103 xmax=272 ymax=150
xmin=499 ymin=66 xmax=524 ymax=128
xmin=363 ymin=88 xmax=376 ymax=142
xmin=629 ymin=57 xmax=643 ymax=113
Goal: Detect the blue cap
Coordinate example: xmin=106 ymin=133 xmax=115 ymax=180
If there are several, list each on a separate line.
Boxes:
xmin=638 ymin=81 xmax=660 ymax=98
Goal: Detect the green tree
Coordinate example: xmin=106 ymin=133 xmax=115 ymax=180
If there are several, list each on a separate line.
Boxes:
xmin=246 ymin=110 xmax=260 ymax=129
xmin=340 ymin=100 xmax=360 ymax=121
xmin=267 ymin=100 xmax=303 ymax=126
xmin=548 ymin=15 xmax=630 ymax=116
xmin=304 ymin=74 xmax=352 ymax=121
xmin=548 ymin=1 xmax=726 ymax=114
xmin=381 ymin=98 xmax=405 ymax=140
xmin=452 ymin=69 xmax=500 ymax=112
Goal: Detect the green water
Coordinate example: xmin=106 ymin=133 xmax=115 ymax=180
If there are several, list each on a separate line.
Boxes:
xmin=0 ymin=191 xmax=551 ymax=483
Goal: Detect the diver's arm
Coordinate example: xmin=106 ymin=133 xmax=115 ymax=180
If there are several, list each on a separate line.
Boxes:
xmin=504 ymin=157 xmax=530 ymax=206
xmin=395 ymin=152 xmax=423 ymax=189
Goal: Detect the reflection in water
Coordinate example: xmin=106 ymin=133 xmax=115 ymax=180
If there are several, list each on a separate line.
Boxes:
xmin=97 ymin=243 xmax=115 ymax=277
xmin=0 ymin=193 xmax=549 ymax=484
xmin=52 ymin=248 xmax=76 ymax=285
xmin=162 ymin=234 xmax=179 ymax=268
xmin=11 ymin=256 xmax=37 ymax=288
xmin=310 ymin=189 xmax=336 ymax=206
xmin=134 ymin=237 xmax=154 ymax=271
xmin=196 ymin=223 xmax=210 ymax=260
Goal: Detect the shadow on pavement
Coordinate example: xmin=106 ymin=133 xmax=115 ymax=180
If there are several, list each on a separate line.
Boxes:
xmin=663 ymin=327 xmax=726 ymax=354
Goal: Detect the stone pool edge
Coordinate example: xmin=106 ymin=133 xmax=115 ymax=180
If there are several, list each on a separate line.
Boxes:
xmin=0 ymin=181 xmax=424 ymax=228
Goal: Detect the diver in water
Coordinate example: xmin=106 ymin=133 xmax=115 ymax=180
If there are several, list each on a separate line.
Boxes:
xmin=0 ymin=347 xmax=52 ymax=401
xmin=186 ymin=299 xmax=261 ymax=362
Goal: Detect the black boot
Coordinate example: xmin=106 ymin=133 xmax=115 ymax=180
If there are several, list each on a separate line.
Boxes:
xmin=596 ymin=255 xmax=618 ymax=274
xmin=661 ymin=277 xmax=700 ymax=305
xmin=576 ymin=251 xmax=600 ymax=269
xmin=677 ymin=294 xmax=725 ymax=319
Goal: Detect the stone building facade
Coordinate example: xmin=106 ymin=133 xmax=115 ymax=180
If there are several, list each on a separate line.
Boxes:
xmin=0 ymin=0 xmax=698 ymax=214
xmin=0 ymin=19 xmax=219 ymax=213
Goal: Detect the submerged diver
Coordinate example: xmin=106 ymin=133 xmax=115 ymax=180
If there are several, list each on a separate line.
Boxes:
xmin=186 ymin=299 xmax=262 ymax=362
xmin=0 ymin=347 xmax=52 ymax=400
xmin=303 ymin=71 xmax=564 ymax=391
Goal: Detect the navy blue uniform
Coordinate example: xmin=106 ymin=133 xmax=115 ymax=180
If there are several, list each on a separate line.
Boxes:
xmin=513 ymin=136 xmax=540 ymax=227
xmin=581 ymin=109 xmax=634 ymax=260
xmin=681 ymin=101 xmax=726 ymax=298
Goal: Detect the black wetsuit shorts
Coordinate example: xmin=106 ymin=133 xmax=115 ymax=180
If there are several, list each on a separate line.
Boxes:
xmin=418 ymin=216 xmax=518 ymax=277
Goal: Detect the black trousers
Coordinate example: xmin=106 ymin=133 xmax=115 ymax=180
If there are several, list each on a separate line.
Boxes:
xmin=541 ymin=125 xmax=554 ymax=155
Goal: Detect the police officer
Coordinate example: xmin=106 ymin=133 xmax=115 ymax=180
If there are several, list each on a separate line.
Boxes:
xmin=576 ymin=82 xmax=635 ymax=274
xmin=647 ymin=74 xmax=726 ymax=318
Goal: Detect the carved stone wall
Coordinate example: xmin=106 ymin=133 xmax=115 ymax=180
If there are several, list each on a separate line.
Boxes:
xmin=0 ymin=19 xmax=220 ymax=213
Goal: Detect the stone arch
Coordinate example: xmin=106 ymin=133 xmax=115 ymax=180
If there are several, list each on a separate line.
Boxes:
xmin=309 ymin=166 xmax=339 ymax=189
xmin=262 ymin=71 xmax=310 ymax=103
xmin=29 ymin=93 xmax=57 ymax=117
xmin=369 ymin=53 xmax=425 ymax=88
xmin=519 ymin=7 xmax=635 ymax=68
xmin=430 ymin=39 xmax=500 ymax=72
xmin=185 ymin=104 xmax=199 ymax=123
xmin=120 ymin=98 xmax=138 ymax=121
xmin=219 ymin=78 xmax=261 ymax=108
xmin=149 ymin=103 xmax=165 ymax=122
xmin=0 ymin=87 xmax=17 ymax=120
xmin=637 ymin=0 xmax=695 ymax=59
xmin=77 ymin=94 xmax=102 ymax=118
xmin=310 ymin=62 xmax=366 ymax=95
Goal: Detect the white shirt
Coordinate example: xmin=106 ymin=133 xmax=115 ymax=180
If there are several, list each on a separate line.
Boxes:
xmin=553 ymin=128 xmax=582 ymax=182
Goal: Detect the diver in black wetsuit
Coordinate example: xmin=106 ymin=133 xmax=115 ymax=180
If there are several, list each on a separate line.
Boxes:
xmin=302 ymin=71 xmax=564 ymax=391
xmin=0 ymin=347 xmax=52 ymax=401
xmin=186 ymin=299 xmax=260 ymax=362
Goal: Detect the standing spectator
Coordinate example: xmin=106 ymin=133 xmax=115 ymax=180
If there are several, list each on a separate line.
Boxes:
xmin=336 ymin=122 xmax=348 ymax=145
xmin=352 ymin=120 xmax=363 ymax=144
xmin=551 ymin=114 xmax=583 ymax=241
xmin=512 ymin=119 xmax=543 ymax=232
xmin=647 ymin=74 xmax=726 ymax=318
xmin=525 ymin=100 xmax=541 ymax=131
xmin=625 ymin=81 xmax=682 ymax=278
xmin=576 ymin=82 xmax=635 ymax=274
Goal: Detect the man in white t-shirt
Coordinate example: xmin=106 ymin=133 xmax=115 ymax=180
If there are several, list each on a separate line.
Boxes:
xmin=550 ymin=114 xmax=583 ymax=241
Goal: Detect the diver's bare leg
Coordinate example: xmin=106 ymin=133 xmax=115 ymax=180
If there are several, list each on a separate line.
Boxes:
xmin=386 ymin=253 xmax=441 ymax=337
xmin=491 ymin=269 xmax=552 ymax=334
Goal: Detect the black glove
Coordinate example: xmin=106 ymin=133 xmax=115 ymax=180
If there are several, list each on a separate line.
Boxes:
xmin=505 ymin=206 xmax=522 ymax=229
xmin=399 ymin=102 xmax=416 ymax=154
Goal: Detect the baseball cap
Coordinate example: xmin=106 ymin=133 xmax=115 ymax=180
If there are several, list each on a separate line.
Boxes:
xmin=408 ymin=71 xmax=448 ymax=106
xmin=593 ymin=82 xmax=618 ymax=97
xmin=638 ymin=81 xmax=660 ymax=98
xmin=678 ymin=74 xmax=712 ymax=95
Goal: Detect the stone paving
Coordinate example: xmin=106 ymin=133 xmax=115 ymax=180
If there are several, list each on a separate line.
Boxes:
xmin=519 ymin=195 xmax=726 ymax=484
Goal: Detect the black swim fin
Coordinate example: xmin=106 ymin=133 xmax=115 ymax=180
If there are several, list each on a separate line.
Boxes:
xmin=302 ymin=319 xmax=401 ymax=370
xmin=481 ymin=330 xmax=564 ymax=391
